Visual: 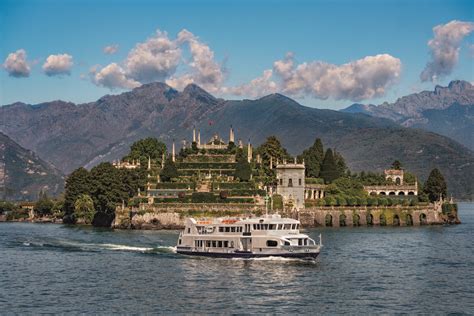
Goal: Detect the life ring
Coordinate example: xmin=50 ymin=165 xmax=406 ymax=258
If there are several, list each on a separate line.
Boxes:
xmin=206 ymin=226 xmax=214 ymax=233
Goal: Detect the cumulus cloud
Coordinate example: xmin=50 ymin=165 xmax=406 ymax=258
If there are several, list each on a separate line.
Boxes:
xmin=103 ymin=44 xmax=119 ymax=55
xmin=222 ymin=69 xmax=277 ymax=97
xmin=90 ymin=29 xmax=400 ymax=101
xmin=420 ymin=20 xmax=474 ymax=82
xmin=90 ymin=63 xmax=140 ymax=90
xmin=2 ymin=49 xmax=30 ymax=77
xmin=42 ymin=54 xmax=73 ymax=76
xmin=124 ymin=30 xmax=181 ymax=83
xmin=167 ymin=29 xmax=225 ymax=93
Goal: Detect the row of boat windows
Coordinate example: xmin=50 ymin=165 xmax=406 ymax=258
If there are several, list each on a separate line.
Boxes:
xmin=195 ymin=240 xmax=234 ymax=248
xmin=218 ymin=227 xmax=243 ymax=233
xmin=253 ymin=223 xmax=299 ymax=230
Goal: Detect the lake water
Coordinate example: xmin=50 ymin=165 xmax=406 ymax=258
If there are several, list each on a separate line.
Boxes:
xmin=1 ymin=203 xmax=473 ymax=314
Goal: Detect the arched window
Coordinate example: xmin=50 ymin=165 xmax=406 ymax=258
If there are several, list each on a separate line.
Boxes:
xmin=288 ymin=178 xmax=293 ymax=187
xmin=395 ymin=177 xmax=401 ymax=185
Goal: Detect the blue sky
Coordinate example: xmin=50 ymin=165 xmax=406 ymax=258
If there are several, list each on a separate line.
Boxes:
xmin=1 ymin=0 xmax=473 ymax=109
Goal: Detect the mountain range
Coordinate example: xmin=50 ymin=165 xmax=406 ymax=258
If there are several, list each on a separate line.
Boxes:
xmin=342 ymin=80 xmax=474 ymax=150
xmin=1 ymin=81 xmax=473 ymax=199
xmin=0 ymin=132 xmax=65 ymax=201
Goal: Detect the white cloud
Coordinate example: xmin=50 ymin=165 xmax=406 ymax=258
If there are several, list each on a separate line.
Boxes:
xmin=222 ymin=69 xmax=277 ymax=97
xmin=91 ymin=63 xmax=140 ymax=90
xmin=420 ymin=20 xmax=474 ymax=82
xmin=103 ymin=44 xmax=119 ymax=55
xmin=42 ymin=54 xmax=73 ymax=76
xmin=2 ymin=49 xmax=30 ymax=78
xmin=124 ymin=30 xmax=181 ymax=83
xmin=277 ymin=54 xmax=401 ymax=101
xmin=167 ymin=29 xmax=225 ymax=93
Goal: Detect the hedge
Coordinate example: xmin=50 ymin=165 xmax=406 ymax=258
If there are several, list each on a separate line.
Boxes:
xmin=176 ymin=162 xmax=236 ymax=170
xmin=212 ymin=182 xmax=256 ymax=190
xmin=154 ymin=182 xmax=196 ymax=190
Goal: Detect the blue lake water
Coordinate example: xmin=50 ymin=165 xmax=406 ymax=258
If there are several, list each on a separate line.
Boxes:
xmin=1 ymin=203 xmax=473 ymax=314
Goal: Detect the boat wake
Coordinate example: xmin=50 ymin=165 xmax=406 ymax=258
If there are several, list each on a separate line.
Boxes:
xmin=21 ymin=239 xmax=176 ymax=254
xmin=232 ymin=256 xmax=319 ymax=263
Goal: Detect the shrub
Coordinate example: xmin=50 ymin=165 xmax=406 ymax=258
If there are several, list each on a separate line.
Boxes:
xmin=346 ymin=196 xmax=357 ymax=206
xmin=336 ymin=195 xmax=347 ymax=206
xmin=357 ymin=197 xmax=367 ymax=206
xmin=378 ymin=198 xmax=388 ymax=206
xmin=324 ymin=196 xmax=336 ymax=206
xmin=367 ymin=197 xmax=378 ymax=206
xmin=191 ymin=192 xmax=218 ymax=203
xmin=272 ymin=194 xmax=283 ymax=210
xmin=220 ymin=191 xmax=228 ymax=199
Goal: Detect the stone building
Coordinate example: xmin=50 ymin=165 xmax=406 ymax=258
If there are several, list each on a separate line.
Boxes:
xmin=364 ymin=168 xmax=418 ymax=196
xmin=275 ymin=160 xmax=305 ymax=210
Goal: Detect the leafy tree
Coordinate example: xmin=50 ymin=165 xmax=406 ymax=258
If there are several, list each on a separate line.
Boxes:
xmin=298 ymin=138 xmax=324 ymax=177
xmin=74 ymin=194 xmax=95 ymax=224
xmin=257 ymin=136 xmax=291 ymax=168
xmin=334 ymin=150 xmax=348 ymax=176
xmin=0 ymin=200 xmax=16 ymax=214
xmin=34 ymin=192 xmax=54 ymax=216
xmin=404 ymin=171 xmax=417 ymax=185
xmin=234 ymin=157 xmax=252 ymax=182
xmin=124 ymin=137 xmax=167 ymax=166
xmin=160 ymin=158 xmax=179 ymax=182
xmin=89 ymin=162 xmax=128 ymax=227
xmin=424 ymin=168 xmax=447 ymax=202
xmin=63 ymin=167 xmax=91 ymax=223
xmin=320 ymin=149 xmax=340 ymax=184
xmin=326 ymin=177 xmax=365 ymax=197
xmin=391 ymin=160 xmax=402 ymax=170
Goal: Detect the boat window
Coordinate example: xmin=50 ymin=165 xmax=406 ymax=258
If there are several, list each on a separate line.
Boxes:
xmin=266 ymin=240 xmax=278 ymax=247
xmin=218 ymin=241 xmax=223 ymax=247
xmin=212 ymin=241 xmax=217 ymax=247
xmin=178 ymin=239 xmax=182 ymax=245
xmin=253 ymin=224 xmax=256 ymax=230
xmin=219 ymin=227 xmax=224 ymax=232
xmin=291 ymin=224 xmax=296 ymax=230
xmin=298 ymin=239 xmax=303 ymax=246
xmin=296 ymin=224 xmax=300 ymax=229
xmin=231 ymin=227 xmax=236 ymax=232
xmin=225 ymin=227 xmax=230 ymax=232
xmin=230 ymin=241 xmax=234 ymax=248
xmin=284 ymin=224 xmax=291 ymax=230
xmin=224 ymin=241 xmax=228 ymax=248
xmin=284 ymin=241 xmax=290 ymax=246
xmin=206 ymin=241 xmax=211 ymax=247
xmin=269 ymin=224 xmax=276 ymax=230
xmin=277 ymin=224 xmax=282 ymax=230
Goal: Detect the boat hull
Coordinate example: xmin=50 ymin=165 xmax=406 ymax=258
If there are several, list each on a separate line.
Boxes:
xmin=176 ymin=249 xmax=320 ymax=259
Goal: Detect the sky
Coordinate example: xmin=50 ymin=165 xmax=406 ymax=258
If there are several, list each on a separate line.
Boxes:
xmin=1 ymin=0 xmax=473 ymax=109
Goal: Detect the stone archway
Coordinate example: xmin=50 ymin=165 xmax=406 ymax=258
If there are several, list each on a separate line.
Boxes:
xmin=380 ymin=213 xmax=387 ymax=226
xmin=398 ymin=192 xmax=405 ymax=196
xmin=406 ymin=214 xmax=413 ymax=226
xmin=370 ymin=192 xmax=377 ymax=196
xmin=393 ymin=214 xmax=400 ymax=226
xmin=389 ymin=192 xmax=396 ymax=196
xmin=420 ymin=213 xmax=427 ymax=225
xmin=408 ymin=192 xmax=415 ymax=196
xmin=379 ymin=192 xmax=386 ymax=195
xmin=353 ymin=214 xmax=360 ymax=226
xmin=366 ymin=213 xmax=373 ymax=226
xmin=339 ymin=214 xmax=347 ymax=227
xmin=325 ymin=214 xmax=333 ymax=227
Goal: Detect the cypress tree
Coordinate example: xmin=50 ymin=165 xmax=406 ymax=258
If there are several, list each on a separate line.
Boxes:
xmin=320 ymin=148 xmax=340 ymax=184
xmin=234 ymin=157 xmax=252 ymax=182
xmin=160 ymin=158 xmax=179 ymax=182
xmin=424 ymin=168 xmax=447 ymax=202
xmin=298 ymin=138 xmax=324 ymax=177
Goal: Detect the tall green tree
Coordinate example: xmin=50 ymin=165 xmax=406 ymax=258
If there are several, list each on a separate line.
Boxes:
xmin=234 ymin=157 xmax=252 ymax=182
xmin=298 ymin=138 xmax=324 ymax=177
xmin=160 ymin=158 xmax=179 ymax=182
xmin=424 ymin=168 xmax=447 ymax=202
xmin=320 ymin=149 xmax=340 ymax=184
xmin=63 ymin=167 xmax=91 ymax=223
xmin=124 ymin=137 xmax=167 ymax=165
xmin=333 ymin=150 xmax=348 ymax=176
xmin=74 ymin=194 xmax=95 ymax=224
xmin=89 ymin=162 xmax=128 ymax=227
xmin=257 ymin=136 xmax=291 ymax=168
xmin=391 ymin=160 xmax=402 ymax=170
xmin=34 ymin=192 xmax=54 ymax=217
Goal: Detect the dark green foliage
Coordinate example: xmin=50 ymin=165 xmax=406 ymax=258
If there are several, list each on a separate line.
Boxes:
xmin=63 ymin=167 xmax=91 ymax=223
xmin=391 ymin=160 xmax=402 ymax=170
xmin=298 ymin=138 xmax=324 ymax=177
xmin=227 ymin=141 xmax=235 ymax=150
xmin=212 ymin=182 xmax=255 ymax=190
xmin=89 ymin=162 xmax=128 ymax=226
xmin=320 ymin=149 xmax=340 ymax=184
xmin=0 ymin=200 xmax=16 ymax=214
xmin=234 ymin=157 xmax=252 ymax=182
xmin=272 ymin=194 xmax=283 ymax=210
xmin=352 ymin=171 xmax=389 ymax=185
xmin=34 ymin=192 xmax=54 ymax=216
xmin=124 ymin=137 xmax=167 ymax=165
xmin=191 ymin=192 xmax=217 ymax=203
xmin=333 ymin=150 xmax=347 ymax=176
xmin=404 ymin=171 xmax=417 ymax=185
xmin=326 ymin=177 xmax=365 ymax=197
xmin=257 ymin=136 xmax=291 ymax=171
xmin=160 ymin=158 xmax=179 ymax=182
xmin=424 ymin=168 xmax=448 ymax=202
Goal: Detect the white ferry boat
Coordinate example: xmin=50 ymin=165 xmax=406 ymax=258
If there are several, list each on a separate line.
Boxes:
xmin=176 ymin=214 xmax=322 ymax=259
